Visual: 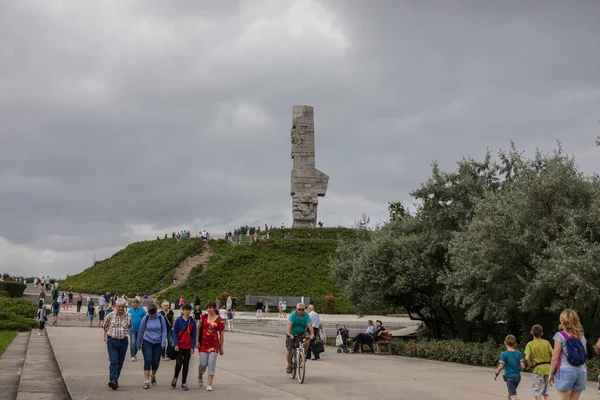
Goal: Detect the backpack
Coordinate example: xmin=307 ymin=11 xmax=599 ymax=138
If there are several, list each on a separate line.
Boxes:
xmin=560 ymin=331 xmax=586 ymax=366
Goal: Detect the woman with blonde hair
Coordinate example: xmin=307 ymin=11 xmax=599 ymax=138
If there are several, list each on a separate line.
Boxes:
xmin=549 ymin=309 xmax=587 ymax=399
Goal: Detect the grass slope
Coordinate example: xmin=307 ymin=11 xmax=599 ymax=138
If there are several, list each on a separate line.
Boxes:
xmin=161 ymin=236 xmax=355 ymax=313
xmin=62 ymin=238 xmax=205 ymax=295
xmin=0 ymin=331 xmax=18 ymax=357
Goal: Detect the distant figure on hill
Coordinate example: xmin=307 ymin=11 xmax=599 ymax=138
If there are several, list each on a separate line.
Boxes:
xmin=173 ymin=276 xmax=177 ymax=286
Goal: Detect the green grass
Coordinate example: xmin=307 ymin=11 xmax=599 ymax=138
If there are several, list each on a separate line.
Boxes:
xmin=160 ymin=236 xmax=356 ymax=313
xmin=0 ymin=331 xmax=18 ymax=357
xmin=60 ymin=228 xmax=361 ymax=313
xmin=62 ymin=238 xmax=205 ymax=296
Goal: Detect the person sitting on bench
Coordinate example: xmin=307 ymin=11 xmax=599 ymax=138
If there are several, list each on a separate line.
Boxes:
xmin=352 ymin=320 xmax=387 ymax=353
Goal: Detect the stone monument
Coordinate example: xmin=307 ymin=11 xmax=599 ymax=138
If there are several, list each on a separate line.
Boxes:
xmin=290 ymin=105 xmax=329 ymax=227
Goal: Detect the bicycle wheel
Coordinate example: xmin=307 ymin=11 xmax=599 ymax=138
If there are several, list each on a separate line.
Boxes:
xmin=291 ymin=352 xmax=297 ymax=379
xmin=297 ymin=349 xmax=306 ymax=384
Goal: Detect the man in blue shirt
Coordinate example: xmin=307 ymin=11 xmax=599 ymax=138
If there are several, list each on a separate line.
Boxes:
xmin=128 ymin=299 xmax=146 ymax=362
xmin=285 ymin=303 xmax=314 ymax=374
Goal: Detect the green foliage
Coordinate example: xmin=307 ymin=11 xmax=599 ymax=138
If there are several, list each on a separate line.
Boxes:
xmin=161 ymin=237 xmax=355 ymax=313
xmin=0 ymin=282 xmax=26 ymax=298
xmin=62 ymin=238 xmax=205 ymax=296
xmin=334 ymin=144 xmax=600 ymax=342
xmin=234 ymin=225 xmax=259 ymax=235
xmin=445 ymin=149 xmax=600 ymax=339
xmin=0 ymin=312 xmax=38 ymax=331
xmin=268 ymin=227 xmax=358 ymax=241
xmin=0 ymin=298 xmax=38 ymax=319
xmin=388 ymin=201 xmax=409 ymax=222
xmin=0 ymin=331 xmax=18 ymax=357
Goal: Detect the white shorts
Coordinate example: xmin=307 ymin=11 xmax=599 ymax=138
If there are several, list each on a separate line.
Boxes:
xmin=256 ymin=309 xmax=263 ymax=317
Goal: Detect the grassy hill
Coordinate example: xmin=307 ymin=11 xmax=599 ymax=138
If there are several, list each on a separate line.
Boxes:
xmin=62 ymin=238 xmax=205 ymax=295
xmin=161 ymin=236 xmax=355 ymax=313
xmin=61 ymin=228 xmax=360 ymax=313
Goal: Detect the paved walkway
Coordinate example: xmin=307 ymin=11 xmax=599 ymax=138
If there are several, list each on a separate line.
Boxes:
xmin=44 ymin=326 xmax=596 ymax=400
xmin=0 ymin=332 xmax=29 ymax=400
xmin=16 ymin=332 xmax=70 ymax=400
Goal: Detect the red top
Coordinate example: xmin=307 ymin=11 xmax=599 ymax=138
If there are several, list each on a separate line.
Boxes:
xmin=199 ymin=314 xmax=224 ymax=353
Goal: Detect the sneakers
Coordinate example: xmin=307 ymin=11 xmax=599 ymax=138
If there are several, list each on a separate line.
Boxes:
xmin=143 ymin=381 xmax=150 ymax=389
xmin=108 ymin=381 xmax=118 ymax=391
xmin=286 ymin=365 xmax=292 ymax=374
xmin=181 ymin=384 xmax=189 ymax=391
xmin=171 ymin=378 xmax=177 ymax=388
xmin=198 ymin=375 xmax=203 ymax=387
xmin=150 ymin=374 xmax=156 ymax=386
xmin=37 ymin=332 xmax=41 ymax=336
xmin=206 ymin=385 xmax=213 ymax=391
xmin=131 ymin=357 xmax=135 ymax=362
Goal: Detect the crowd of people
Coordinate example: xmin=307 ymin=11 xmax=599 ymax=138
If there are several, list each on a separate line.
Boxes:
xmin=102 ymin=299 xmax=225 ymax=392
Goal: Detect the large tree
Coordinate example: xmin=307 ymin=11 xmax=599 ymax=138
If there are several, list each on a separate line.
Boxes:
xmin=445 ymin=150 xmax=600 ymax=338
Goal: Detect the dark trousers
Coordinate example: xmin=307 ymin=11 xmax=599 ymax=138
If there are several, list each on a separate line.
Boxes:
xmin=76 ymin=301 xmax=82 ymax=312
xmin=353 ymin=333 xmax=374 ymax=352
xmin=161 ymin=330 xmax=173 ymax=358
xmin=106 ymin=337 xmax=128 ymax=385
xmin=142 ymin=340 xmax=162 ymax=371
xmin=306 ymin=327 xmax=320 ymax=359
xmin=174 ymin=349 xmax=191 ymax=384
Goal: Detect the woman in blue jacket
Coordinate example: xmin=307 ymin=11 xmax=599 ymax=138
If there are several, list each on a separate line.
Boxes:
xmin=137 ymin=303 xmax=167 ymax=389
xmin=171 ymin=304 xmax=197 ymax=390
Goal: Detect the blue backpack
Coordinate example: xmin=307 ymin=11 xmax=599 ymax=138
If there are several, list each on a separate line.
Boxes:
xmin=560 ymin=331 xmax=586 ymax=366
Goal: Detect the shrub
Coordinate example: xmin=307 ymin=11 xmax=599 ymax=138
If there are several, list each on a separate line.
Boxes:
xmin=0 ymin=311 xmax=37 ymax=331
xmin=0 ymin=282 xmax=26 ymax=298
xmin=0 ymin=298 xmax=38 ymax=319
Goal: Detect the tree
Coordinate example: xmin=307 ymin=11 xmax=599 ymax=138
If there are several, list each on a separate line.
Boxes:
xmin=388 ymin=202 xmax=409 ymax=222
xmin=445 ymin=149 xmax=600 ymax=339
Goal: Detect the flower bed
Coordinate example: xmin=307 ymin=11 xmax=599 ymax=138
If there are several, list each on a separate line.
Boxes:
xmin=327 ymin=337 xmax=600 ymax=381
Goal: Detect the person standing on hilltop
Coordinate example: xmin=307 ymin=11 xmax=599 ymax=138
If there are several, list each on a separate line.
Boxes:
xmin=103 ymin=299 xmax=132 ymax=391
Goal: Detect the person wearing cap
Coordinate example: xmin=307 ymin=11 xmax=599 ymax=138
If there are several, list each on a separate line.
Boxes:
xmin=351 ymin=320 xmax=388 ymax=353
xmin=128 ymin=298 xmax=146 ymax=362
xmin=159 ymin=300 xmax=175 ymax=360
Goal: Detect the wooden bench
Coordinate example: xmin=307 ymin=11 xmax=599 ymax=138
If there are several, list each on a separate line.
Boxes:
xmin=361 ymin=332 xmax=393 ymax=355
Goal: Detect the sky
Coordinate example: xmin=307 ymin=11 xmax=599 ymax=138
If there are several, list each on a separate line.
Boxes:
xmin=1 ymin=0 xmax=599 ymax=278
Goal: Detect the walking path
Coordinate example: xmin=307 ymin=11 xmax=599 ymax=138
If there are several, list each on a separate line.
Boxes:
xmin=44 ymin=326 xmax=596 ymax=400
xmin=0 ymin=332 xmax=29 ymax=400
xmin=16 ymin=332 xmax=70 ymax=400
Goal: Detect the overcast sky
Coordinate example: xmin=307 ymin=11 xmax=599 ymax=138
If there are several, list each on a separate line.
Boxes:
xmin=1 ymin=1 xmax=599 ymax=278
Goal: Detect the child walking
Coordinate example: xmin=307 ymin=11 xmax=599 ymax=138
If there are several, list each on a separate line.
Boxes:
xmin=524 ymin=325 xmax=553 ymax=400
xmin=494 ymin=334 xmax=525 ymax=400
xmin=36 ymin=302 xmax=46 ymax=336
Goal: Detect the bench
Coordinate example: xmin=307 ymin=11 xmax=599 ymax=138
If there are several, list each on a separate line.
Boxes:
xmin=361 ymin=332 xmax=393 ymax=355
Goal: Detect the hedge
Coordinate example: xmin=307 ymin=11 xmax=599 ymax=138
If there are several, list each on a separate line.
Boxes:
xmin=326 ymin=337 xmax=600 ymax=381
xmin=0 ymin=282 xmax=26 ymax=298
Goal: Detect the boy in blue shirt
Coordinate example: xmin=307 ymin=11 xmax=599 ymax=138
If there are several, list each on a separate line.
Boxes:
xmin=494 ymin=334 xmax=525 ymax=400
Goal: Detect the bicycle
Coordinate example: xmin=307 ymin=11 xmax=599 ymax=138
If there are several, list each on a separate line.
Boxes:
xmin=290 ymin=335 xmax=307 ymax=384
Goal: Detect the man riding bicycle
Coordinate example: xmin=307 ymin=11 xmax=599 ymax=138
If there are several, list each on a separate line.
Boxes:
xmin=286 ymin=303 xmax=314 ymax=374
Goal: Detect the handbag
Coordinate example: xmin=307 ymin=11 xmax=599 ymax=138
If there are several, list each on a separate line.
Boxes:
xmin=313 ymin=339 xmax=325 ymax=354
xmin=166 ymin=345 xmax=176 ymax=360
xmin=197 ymin=314 xmax=205 ymax=348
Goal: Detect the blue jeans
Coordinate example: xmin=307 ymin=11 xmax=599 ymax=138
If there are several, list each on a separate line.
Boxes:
xmin=129 ymin=331 xmax=139 ymax=358
xmin=505 ymin=376 xmax=521 ymax=397
xmin=142 ymin=340 xmax=162 ymax=371
xmin=556 ymin=368 xmax=586 ymax=392
xmin=106 ymin=337 xmax=128 ymax=385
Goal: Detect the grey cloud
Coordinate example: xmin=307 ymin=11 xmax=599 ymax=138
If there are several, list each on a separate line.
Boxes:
xmin=1 ymin=0 xmax=599 ymax=276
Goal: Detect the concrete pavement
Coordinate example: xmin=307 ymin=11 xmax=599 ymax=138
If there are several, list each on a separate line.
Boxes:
xmin=44 ymin=326 xmax=597 ymax=400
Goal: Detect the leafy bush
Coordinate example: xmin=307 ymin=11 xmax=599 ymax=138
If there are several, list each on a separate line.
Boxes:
xmin=0 ymin=282 xmax=26 ymax=298
xmin=61 ymin=238 xmax=205 ymax=296
xmin=0 ymin=298 xmax=38 ymax=319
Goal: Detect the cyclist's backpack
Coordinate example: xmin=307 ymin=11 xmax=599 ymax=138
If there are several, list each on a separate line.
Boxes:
xmin=560 ymin=331 xmax=586 ymax=366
